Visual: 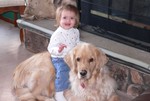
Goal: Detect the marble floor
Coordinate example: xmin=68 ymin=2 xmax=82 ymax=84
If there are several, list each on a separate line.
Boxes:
xmin=0 ymin=20 xmax=34 ymax=101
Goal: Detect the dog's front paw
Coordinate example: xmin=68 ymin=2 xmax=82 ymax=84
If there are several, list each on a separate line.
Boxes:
xmin=64 ymin=89 xmax=72 ymax=100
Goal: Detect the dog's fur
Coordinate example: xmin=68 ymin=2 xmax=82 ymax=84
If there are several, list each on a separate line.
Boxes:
xmin=12 ymin=52 xmax=56 ymax=101
xmin=22 ymin=0 xmax=77 ymax=20
xmin=12 ymin=43 xmax=120 ymax=101
xmin=22 ymin=0 xmax=56 ymax=20
xmin=64 ymin=43 xmax=120 ymax=101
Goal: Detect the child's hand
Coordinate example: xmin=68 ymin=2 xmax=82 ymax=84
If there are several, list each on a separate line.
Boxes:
xmin=58 ymin=43 xmax=67 ymax=53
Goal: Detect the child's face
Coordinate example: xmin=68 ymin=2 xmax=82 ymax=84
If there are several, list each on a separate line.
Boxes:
xmin=60 ymin=10 xmax=76 ymax=29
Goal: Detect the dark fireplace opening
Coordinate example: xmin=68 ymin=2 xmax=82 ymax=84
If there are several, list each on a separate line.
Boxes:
xmin=78 ymin=0 xmax=150 ymax=52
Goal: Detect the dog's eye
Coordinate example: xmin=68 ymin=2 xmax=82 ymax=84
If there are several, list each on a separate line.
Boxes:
xmin=76 ymin=57 xmax=80 ymax=62
xmin=89 ymin=58 xmax=94 ymax=63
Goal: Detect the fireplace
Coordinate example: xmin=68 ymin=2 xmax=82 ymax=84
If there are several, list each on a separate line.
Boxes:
xmin=77 ymin=1 xmax=150 ymax=99
xmin=78 ymin=0 xmax=150 ymax=52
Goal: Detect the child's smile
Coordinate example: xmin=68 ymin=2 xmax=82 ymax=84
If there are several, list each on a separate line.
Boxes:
xmin=60 ymin=10 xmax=76 ymax=29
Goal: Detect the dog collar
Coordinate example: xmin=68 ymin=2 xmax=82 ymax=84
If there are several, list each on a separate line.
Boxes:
xmin=81 ymin=82 xmax=86 ymax=88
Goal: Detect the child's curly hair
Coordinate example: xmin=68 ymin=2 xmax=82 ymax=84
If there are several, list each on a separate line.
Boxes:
xmin=55 ymin=4 xmax=80 ymax=28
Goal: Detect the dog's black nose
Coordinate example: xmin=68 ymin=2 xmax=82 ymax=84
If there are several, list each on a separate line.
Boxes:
xmin=80 ymin=70 xmax=87 ymax=77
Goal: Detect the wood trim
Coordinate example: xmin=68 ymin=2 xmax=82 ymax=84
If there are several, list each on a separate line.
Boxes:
xmin=0 ymin=6 xmax=25 ymax=14
xmin=19 ymin=6 xmax=25 ymax=15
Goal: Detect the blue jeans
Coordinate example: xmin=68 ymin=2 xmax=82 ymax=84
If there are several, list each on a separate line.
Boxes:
xmin=51 ymin=57 xmax=70 ymax=92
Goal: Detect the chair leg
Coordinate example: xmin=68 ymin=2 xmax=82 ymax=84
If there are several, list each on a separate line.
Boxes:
xmin=14 ymin=12 xmax=18 ymax=27
xmin=20 ymin=29 xmax=24 ymax=43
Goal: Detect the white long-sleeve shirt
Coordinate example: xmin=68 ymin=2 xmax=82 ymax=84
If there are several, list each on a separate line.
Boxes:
xmin=47 ymin=26 xmax=80 ymax=58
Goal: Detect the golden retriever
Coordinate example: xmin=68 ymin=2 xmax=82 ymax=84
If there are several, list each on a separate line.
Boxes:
xmin=12 ymin=52 xmax=55 ymax=101
xmin=64 ymin=43 xmax=120 ymax=101
xmin=12 ymin=43 xmax=120 ymax=101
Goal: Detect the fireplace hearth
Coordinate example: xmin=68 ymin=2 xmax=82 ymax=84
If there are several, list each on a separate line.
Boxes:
xmin=106 ymin=59 xmax=150 ymax=100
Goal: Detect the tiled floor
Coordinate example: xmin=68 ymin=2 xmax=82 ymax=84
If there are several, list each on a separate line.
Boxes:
xmin=0 ymin=20 xmax=34 ymax=101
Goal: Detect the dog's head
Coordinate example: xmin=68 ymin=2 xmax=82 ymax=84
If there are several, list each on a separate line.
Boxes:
xmin=64 ymin=43 xmax=108 ymax=80
xmin=53 ymin=0 xmax=77 ymax=7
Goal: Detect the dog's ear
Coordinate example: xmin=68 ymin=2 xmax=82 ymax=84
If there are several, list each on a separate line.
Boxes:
xmin=95 ymin=48 xmax=109 ymax=69
xmin=53 ymin=0 xmax=62 ymax=7
xmin=64 ymin=48 xmax=76 ymax=69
